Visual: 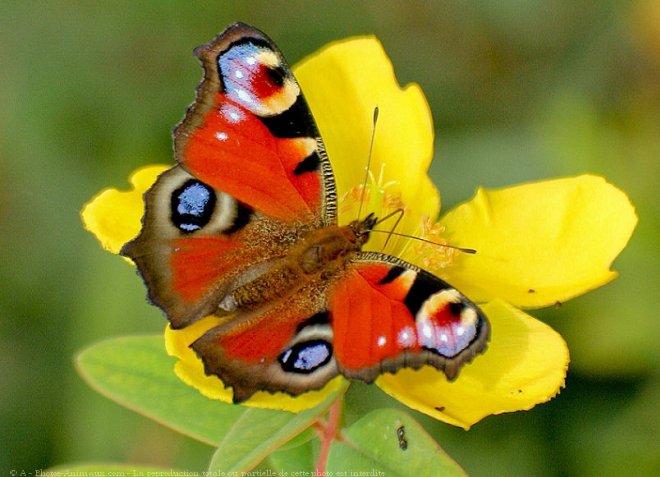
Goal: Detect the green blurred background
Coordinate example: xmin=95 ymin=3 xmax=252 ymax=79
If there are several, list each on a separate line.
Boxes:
xmin=2 ymin=1 xmax=658 ymax=475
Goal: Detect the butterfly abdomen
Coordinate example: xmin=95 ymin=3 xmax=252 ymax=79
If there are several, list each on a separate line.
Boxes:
xmin=222 ymin=263 xmax=301 ymax=312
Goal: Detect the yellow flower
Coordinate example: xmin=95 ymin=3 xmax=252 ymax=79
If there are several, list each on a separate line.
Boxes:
xmin=81 ymin=36 xmax=637 ymax=429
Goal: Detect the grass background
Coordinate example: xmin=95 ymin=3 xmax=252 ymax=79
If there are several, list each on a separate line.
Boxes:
xmin=2 ymin=1 xmax=658 ymax=476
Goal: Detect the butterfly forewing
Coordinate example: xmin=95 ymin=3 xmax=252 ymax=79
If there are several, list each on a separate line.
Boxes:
xmin=174 ymin=22 xmax=337 ymax=225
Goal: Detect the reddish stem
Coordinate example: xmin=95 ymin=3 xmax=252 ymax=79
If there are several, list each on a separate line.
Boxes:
xmin=315 ymin=396 xmax=343 ymax=474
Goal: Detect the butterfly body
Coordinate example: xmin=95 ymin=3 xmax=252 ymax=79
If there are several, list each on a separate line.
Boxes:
xmin=214 ymin=215 xmax=374 ymax=315
xmin=123 ymin=23 xmax=490 ymax=403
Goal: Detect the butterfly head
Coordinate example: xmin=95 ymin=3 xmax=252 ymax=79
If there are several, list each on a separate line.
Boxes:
xmin=348 ymin=212 xmax=378 ymax=248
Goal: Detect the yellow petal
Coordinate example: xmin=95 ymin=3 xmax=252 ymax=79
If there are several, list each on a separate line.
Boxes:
xmin=293 ymin=38 xmax=440 ymax=242
xmin=165 ymin=318 xmax=346 ymax=412
xmin=437 ymin=175 xmax=638 ymax=308
xmin=81 ymin=165 xmax=168 ymax=254
xmin=376 ymin=300 xmax=569 ymax=429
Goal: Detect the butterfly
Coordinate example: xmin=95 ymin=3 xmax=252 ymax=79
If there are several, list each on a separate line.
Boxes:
xmin=122 ymin=22 xmax=490 ymax=403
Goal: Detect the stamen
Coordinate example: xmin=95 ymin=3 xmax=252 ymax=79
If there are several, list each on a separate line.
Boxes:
xmin=339 ymin=185 xmax=371 ymax=214
xmin=338 ymin=177 xmax=465 ymax=272
xmin=382 ymin=191 xmax=405 ymax=211
xmin=415 ymin=217 xmax=457 ymax=271
xmin=338 ymin=162 xmax=404 ymax=220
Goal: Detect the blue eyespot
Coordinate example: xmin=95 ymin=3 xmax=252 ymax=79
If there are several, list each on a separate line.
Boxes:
xmin=171 ymin=180 xmax=216 ymax=233
xmin=279 ymin=340 xmax=332 ymax=374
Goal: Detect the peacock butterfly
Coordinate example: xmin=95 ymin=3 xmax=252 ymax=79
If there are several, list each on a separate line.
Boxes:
xmin=122 ymin=22 xmax=490 ymax=403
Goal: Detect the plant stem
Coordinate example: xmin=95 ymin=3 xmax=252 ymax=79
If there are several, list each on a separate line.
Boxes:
xmin=316 ymin=396 xmax=343 ymax=474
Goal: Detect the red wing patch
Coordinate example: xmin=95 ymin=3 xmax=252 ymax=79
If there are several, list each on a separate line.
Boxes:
xmin=182 ymin=98 xmax=321 ymax=221
xmin=145 ymin=232 xmax=266 ymax=330
xmin=216 ymin=308 xmax=298 ymax=365
xmin=331 ymin=264 xmax=419 ymax=371
xmin=170 ymin=235 xmax=245 ymax=304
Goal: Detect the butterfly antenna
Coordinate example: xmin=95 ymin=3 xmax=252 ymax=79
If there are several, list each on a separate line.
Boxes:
xmin=358 ymin=107 xmax=476 ymax=256
xmin=369 ymin=229 xmax=477 ymax=255
xmin=373 ymin=208 xmax=405 ymax=250
xmin=357 ymin=106 xmax=379 ymax=221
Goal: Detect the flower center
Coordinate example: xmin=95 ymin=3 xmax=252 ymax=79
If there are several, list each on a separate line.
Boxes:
xmin=338 ymin=163 xmax=407 ymax=231
xmin=337 ymin=164 xmax=455 ymax=273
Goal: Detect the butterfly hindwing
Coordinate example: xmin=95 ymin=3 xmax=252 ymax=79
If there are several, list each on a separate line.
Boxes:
xmin=331 ymin=252 xmax=490 ymax=382
xmin=174 ymin=22 xmax=336 ymax=225
xmin=191 ymin=284 xmax=338 ymax=402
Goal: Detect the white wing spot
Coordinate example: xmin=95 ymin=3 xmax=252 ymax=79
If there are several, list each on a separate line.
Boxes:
xmin=246 ymin=56 xmax=257 ymax=65
xmin=397 ymin=327 xmax=415 ymax=348
xmin=377 ymin=336 xmax=387 ymax=347
xmin=219 ymin=104 xmax=244 ymax=123
xmin=215 ymin=132 xmax=228 ymax=141
xmin=234 ymin=69 xmax=244 ymax=79
xmin=421 ymin=322 xmax=433 ymax=339
xmin=237 ymin=89 xmax=253 ymax=104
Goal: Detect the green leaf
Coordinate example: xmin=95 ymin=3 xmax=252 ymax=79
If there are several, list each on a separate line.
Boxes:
xmin=277 ymin=426 xmax=316 ymax=451
xmin=268 ymin=438 xmax=316 ymax=473
xmin=327 ymin=408 xmax=467 ymax=477
xmin=76 ymin=335 xmax=346 ymax=463
xmin=47 ymin=463 xmax=187 ymax=476
xmin=76 ymin=334 xmax=247 ymax=445
xmin=208 ymin=386 xmax=345 ymax=474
